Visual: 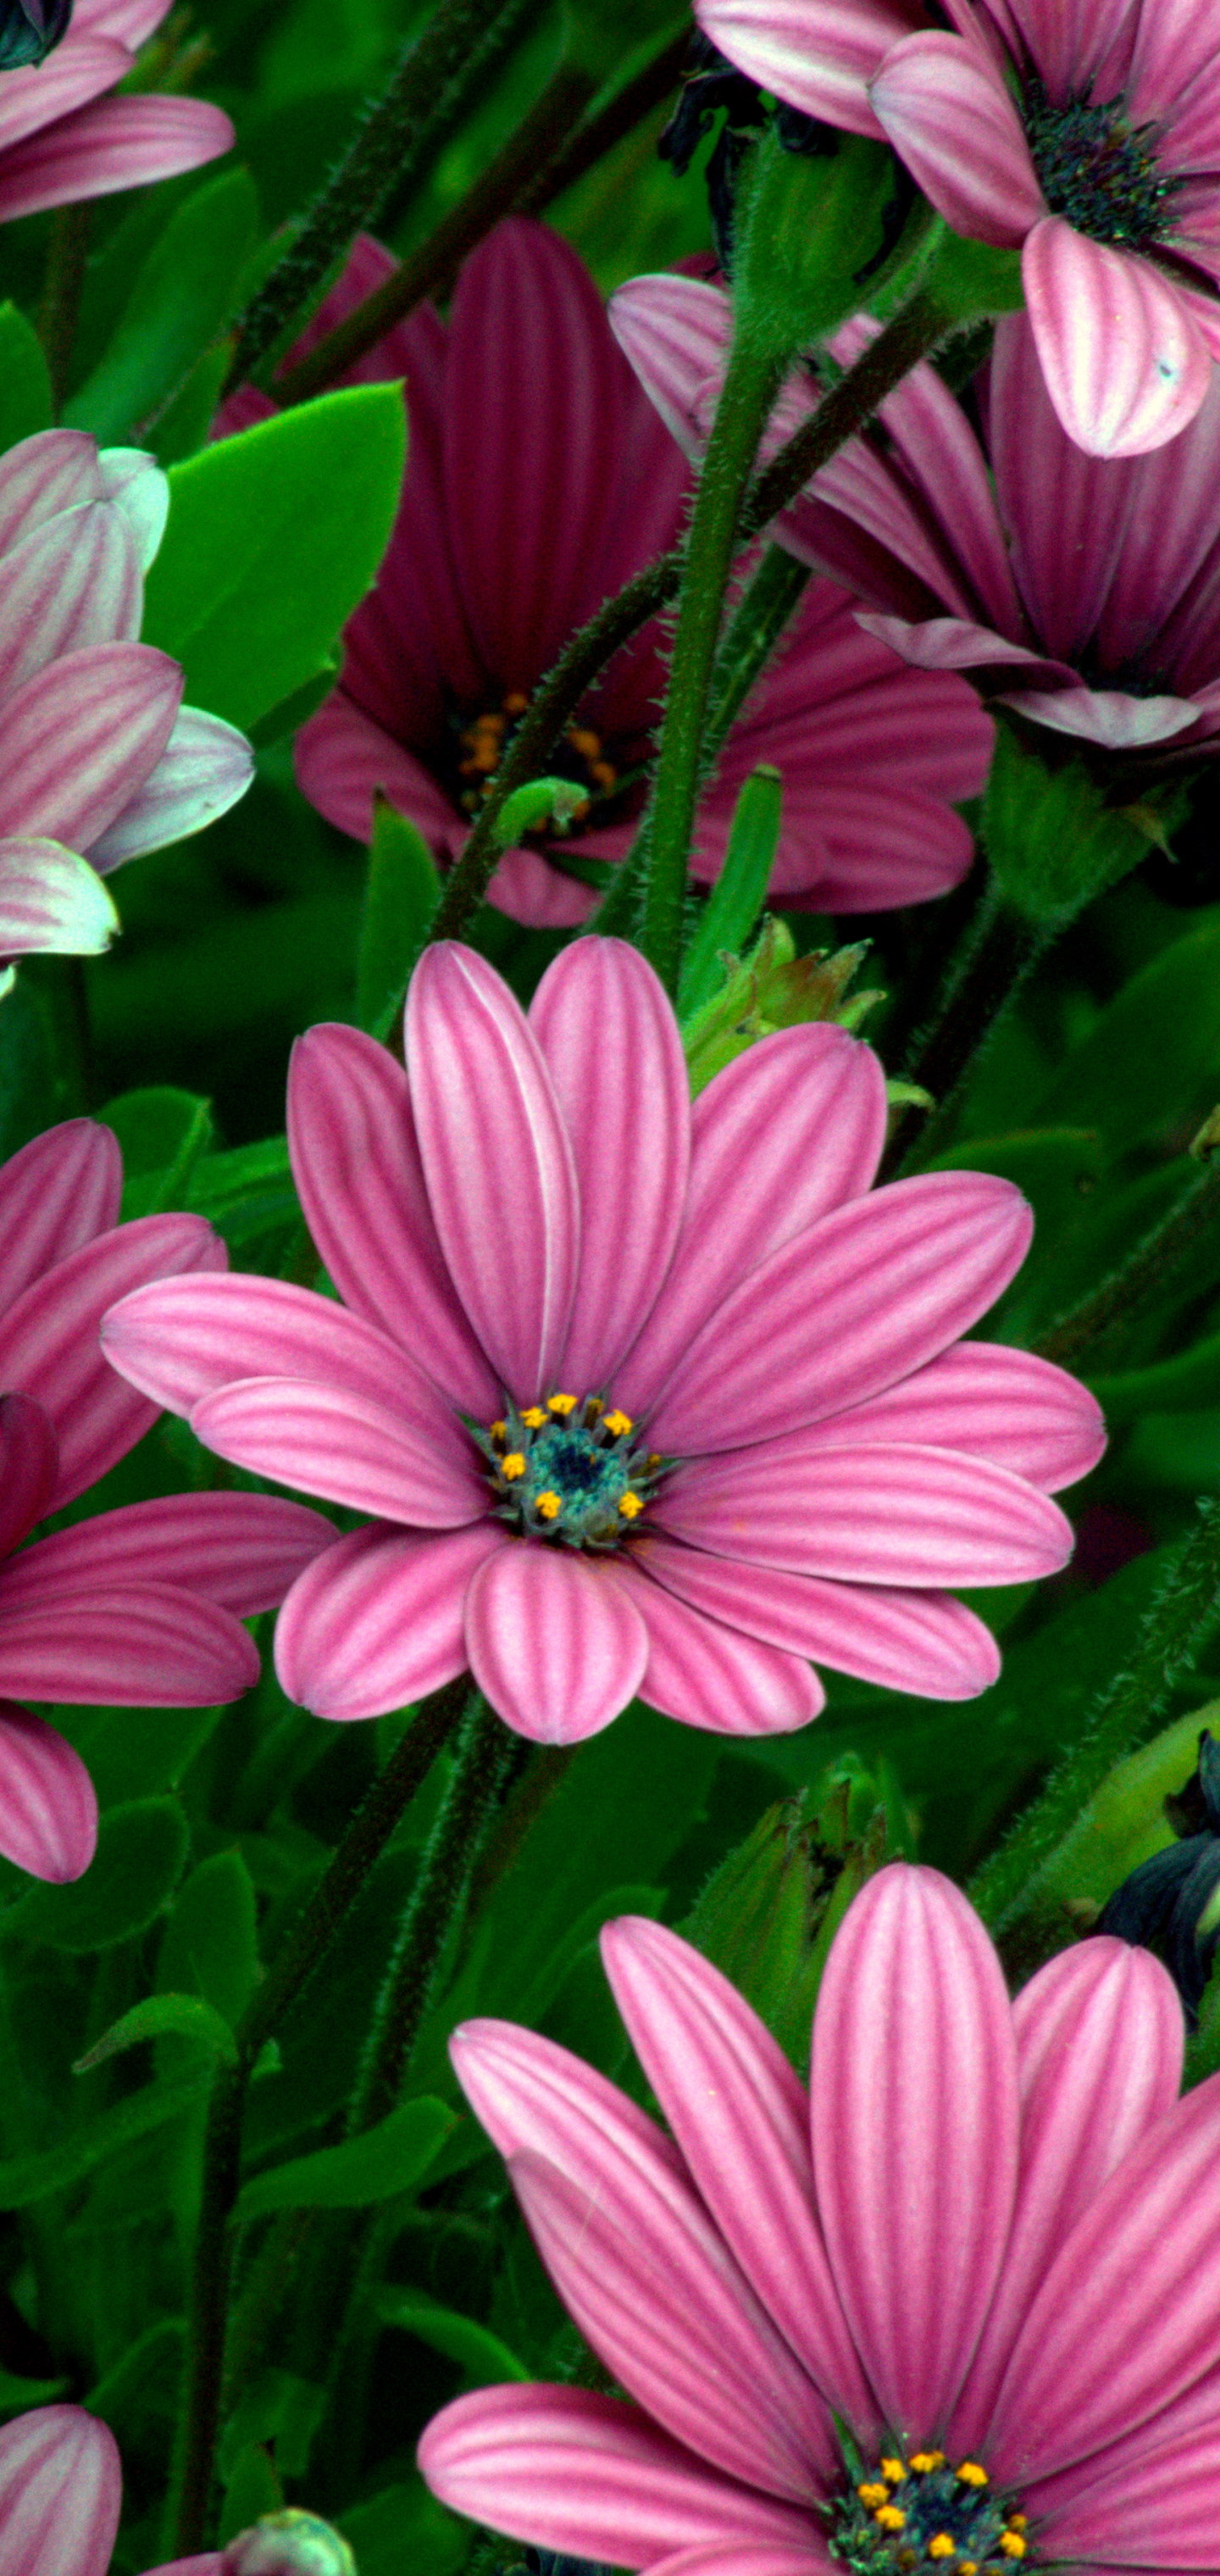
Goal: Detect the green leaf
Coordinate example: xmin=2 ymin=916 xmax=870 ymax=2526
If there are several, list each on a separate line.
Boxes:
xmin=1090 ymin=1330 xmax=1220 ymax=1421
xmin=158 ymin=1849 xmax=258 ymax=2028
xmin=0 ymin=2368 xmax=69 ymax=2416
xmin=1033 ymin=920 xmax=1220 ymax=1155
xmin=8 ymin=1798 xmax=189 ymax=1951
xmin=219 ymin=2368 xmax=326 ymax=2484
xmin=679 ymin=766 xmax=782 ymax=1016
xmin=236 ymin=2096 xmax=453 ymax=2219
xmin=375 ymin=2288 xmax=529 ymax=2384
xmin=338 ymin=2479 xmax=467 ymax=2576
xmin=358 ymin=797 xmax=441 ymax=1034
xmin=83 ymin=2318 xmax=183 ymax=2429
xmin=247 ymin=660 xmax=339 ymax=751
xmin=219 ymin=2443 xmax=283 ymax=2545
xmin=141 ymin=384 xmax=407 ymax=730
xmin=147 ymin=341 xmax=232 ymax=467
xmin=0 ymin=2070 xmax=208 ymax=2207
xmin=63 ymin=169 xmax=258 ymax=446
xmin=50 ymin=1703 xmax=225 ymax=1807
xmin=75 ymin=1991 xmax=237 ymax=2073
xmin=0 ymin=302 xmax=52 ymax=449
xmin=97 ymin=1085 xmax=214 ymax=1218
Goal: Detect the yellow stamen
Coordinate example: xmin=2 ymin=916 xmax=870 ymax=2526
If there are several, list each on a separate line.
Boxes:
xmin=489 ymin=1420 xmax=507 ymax=1442
xmin=618 ymin=1492 xmax=644 ymax=1520
xmin=583 ymin=1396 xmax=604 ymax=1419
xmin=857 ymin=2484 xmax=889 ymax=2511
xmin=960 ymin=2564 xmax=978 ymax=2575
xmin=568 ymin=726 xmax=602 ymax=758
xmin=502 ymin=690 xmax=530 ymax=716
xmin=910 ymin=2453 xmax=945 ymax=2474
xmin=520 ymin=1407 xmax=546 ymax=1430
xmin=957 ymin=2462 xmax=988 ymax=2488
xmin=501 ymin=1454 xmax=525 ymax=1480
xmin=1006 ymin=2517 xmax=1027 ymax=2532
xmin=535 ymin=1491 xmax=562 ymax=1520
xmin=590 ymin=758 xmax=618 ymax=790
xmin=927 ymin=2540 xmax=955 ymax=2562
xmin=603 ymin=1408 xmax=634 ymax=1437
xmin=880 ymin=2458 xmax=907 ymax=2485
xmin=999 ymin=2538 xmax=1026 ymax=2562
xmin=874 ymin=2506 xmax=906 ymax=2533
xmin=547 ymin=1391 xmax=579 ymax=1415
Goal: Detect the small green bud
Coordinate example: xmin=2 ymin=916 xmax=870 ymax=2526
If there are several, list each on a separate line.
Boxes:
xmin=221 ymin=2510 xmax=357 ymax=2576
xmin=683 ymin=918 xmax=884 ymax=1094
xmin=492 ymin=777 xmax=591 ymax=848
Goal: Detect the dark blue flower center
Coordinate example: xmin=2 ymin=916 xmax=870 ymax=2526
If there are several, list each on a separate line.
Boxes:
xmin=470 ymin=1392 xmax=666 ymax=1551
xmin=825 ymin=2449 xmax=1032 ymax=2573
xmin=1023 ymin=79 xmax=1178 ymax=247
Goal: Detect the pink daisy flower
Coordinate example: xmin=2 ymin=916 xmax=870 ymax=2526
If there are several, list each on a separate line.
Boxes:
xmin=102 ymin=939 xmax=1102 ymax=1747
xmin=0 ymin=1117 xmax=335 ymax=1883
xmin=698 ymin=0 xmax=1220 ymax=457
xmin=0 ymin=0 xmax=231 ymax=225
xmin=259 ymin=219 xmax=990 ymax=923
xmin=0 ymin=427 xmax=252 ymax=980
xmin=419 ymin=1864 xmax=1210 ymax=2574
xmin=0 ymin=2396 xmax=247 ymax=2572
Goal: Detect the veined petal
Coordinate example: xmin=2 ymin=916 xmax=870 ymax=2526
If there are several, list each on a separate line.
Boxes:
xmin=463 ymin=1542 xmax=647 ymax=1743
xmin=0 ymin=643 xmax=180 ymax=850
xmin=0 ymin=499 xmax=141 ymax=698
xmin=998 ymin=681 xmax=1201 ymax=746
xmin=407 ymin=944 xmax=580 ymax=1402
xmin=0 ymin=2403 xmax=120 ymax=2576
xmin=601 ymin=1918 xmax=876 ymax=2432
xmin=0 ymin=95 xmax=235 ymax=225
xmin=418 ymin=2383 xmax=812 ymax=2565
xmin=608 ymin=273 xmax=730 ymax=458
xmin=0 ymin=36 xmax=129 ymax=151
xmin=635 ymin=1533 xmax=1001 ymax=1698
xmin=0 ymin=1392 xmax=58 ymax=1557
xmin=85 ymin=707 xmax=254 ymax=873
xmin=1023 ymin=219 xmax=1212 ymax=457
xmin=451 ymin=2011 xmax=686 ymax=2176
xmin=646 ymin=1172 xmax=1032 ymax=1456
xmin=530 ymin=940 xmax=690 ymax=1388
xmin=0 ymin=1704 xmax=97 ymax=1884
xmin=275 ymin=1519 xmax=502 ymax=1721
xmin=1036 ymin=2418 xmax=1220 ymax=2569
xmin=0 ymin=838 xmax=118 ymax=956
xmin=801 ymin=1341 xmax=1106 ymax=1490
xmin=287 ymin=1023 xmax=498 ymax=1417
xmin=810 ymin=1865 xmax=1020 ymax=2439
xmin=101 ymin=1270 xmax=451 ymax=1427
xmin=0 ymin=429 xmax=103 ymax=558
xmin=696 ymin=0 xmax=923 ymax=137
xmin=616 ymin=1027 xmax=887 ymax=1420
xmin=0 ymin=1585 xmax=258 ymax=1706
xmin=0 ymin=1492 xmax=336 ymax=1620
xmin=189 ymin=1377 xmax=485 ymax=1529
xmin=97 ymin=446 xmax=169 ymax=571
xmin=647 ymin=2550 xmax=830 ymax=2576
xmin=871 ymin=31 xmax=1045 ymax=242
xmin=657 ymin=1442 xmax=1074 ymax=1586
xmin=0 ymin=1118 xmax=120 ymax=1309
xmin=613 ymin=1564 xmax=824 ymax=1735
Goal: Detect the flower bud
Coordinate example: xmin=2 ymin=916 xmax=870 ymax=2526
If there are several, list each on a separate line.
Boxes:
xmin=683 ymin=918 xmax=883 ymax=1094
xmin=0 ymin=0 xmax=72 ymax=67
xmin=220 ymin=2510 xmax=356 ymax=2576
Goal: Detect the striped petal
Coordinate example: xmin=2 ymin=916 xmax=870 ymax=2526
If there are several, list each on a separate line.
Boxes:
xmin=97 ymin=446 xmax=169 ymax=572
xmin=647 ymin=2551 xmax=829 ymax=2576
xmin=613 ymin=1564 xmax=824 ymax=1735
xmin=0 ymin=1119 xmax=120 ymax=1309
xmin=0 ymin=1705 xmax=97 ymax=1884
xmin=0 ymin=499 xmax=141 ymax=699
xmin=275 ymin=1519 xmax=502 ymax=1721
xmin=100 ymin=1270 xmax=452 ymax=1430
xmin=807 ymin=1341 xmax=1106 ymax=1490
xmin=695 ymin=0 xmax=921 ymax=136
xmin=0 ymin=36 xmax=129 ymax=152
xmin=0 ymin=839 xmax=118 ymax=957
xmin=0 ymin=644 xmax=180 ymax=849
xmin=634 ymin=1533 xmax=1001 ymax=1698
xmin=1023 ymin=218 xmax=1212 ymax=457
xmin=189 ymin=1377 xmax=485 ymax=1528
xmin=0 ymin=2404 xmax=120 ymax=2576
xmin=0 ymin=1585 xmax=258 ymax=1705
xmin=0 ymin=94 xmax=234 ymax=225
xmin=463 ymin=1541 xmax=647 ymax=1743
xmin=0 ymin=1492 xmax=336 ymax=1619
xmin=869 ymin=31 xmax=1045 ymax=244
xmin=0 ymin=430 xmax=103 ymax=558
xmin=0 ymin=1392 xmax=58 ymax=1556
xmin=85 ymin=708 xmax=253 ymax=873
xmin=657 ymin=1442 xmax=1074 ymax=1585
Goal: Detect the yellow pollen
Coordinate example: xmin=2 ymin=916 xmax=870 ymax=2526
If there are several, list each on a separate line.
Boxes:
xmin=502 ymin=690 xmax=530 ymax=716
xmin=927 ymin=2540 xmax=955 ymax=2562
xmin=874 ymin=2506 xmax=906 ymax=2533
xmin=957 ymin=2463 xmax=988 ymax=2488
xmin=489 ymin=1419 xmax=507 ymax=1441
xmin=910 ymin=2454 xmax=945 ymax=2474
xmin=880 ymin=2459 xmax=907 ymax=2485
xmin=520 ymin=1407 xmax=546 ymax=1430
xmin=960 ymin=2565 xmax=978 ymax=2575
xmin=501 ymin=1453 xmax=525 ymax=1480
xmin=1006 ymin=2517 xmax=1027 ymax=2532
xmin=568 ymin=725 xmax=602 ymax=759
xmin=618 ymin=1492 xmax=644 ymax=1519
xmin=535 ymin=1491 xmax=562 ymax=1520
xmin=999 ymin=2539 xmax=1026 ymax=2562
xmin=603 ymin=1408 xmax=634 ymax=1437
xmin=857 ymin=2484 xmax=889 ymax=2511
xmin=547 ymin=1391 xmax=579 ymax=1415
xmin=590 ymin=758 xmax=618 ymax=790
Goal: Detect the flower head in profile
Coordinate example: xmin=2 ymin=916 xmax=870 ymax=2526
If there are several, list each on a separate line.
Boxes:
xmin=239 ymin=218 xmax=990 ymax=922
xmin=0 ymin=1119 xmax=334 ymax=1883
xmin=697 ymin=0 xmax=1220 ymax=455
xmin=0 ymin=2399 xmax=336 ymax=2573
xmin=103 ymin=939 xmax=1101 ymax=1747
xmin=0 ymin=0 xmax=230 ymax=223
xmin=420 ymin=1864 xmax=1208 ymax=2576
xmin=0 ymin=428 xmax=252 ymax=984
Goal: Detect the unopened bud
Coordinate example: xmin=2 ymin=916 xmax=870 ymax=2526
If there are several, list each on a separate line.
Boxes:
xmin=220 ymin=2510 xmax=356 ymax=2576
xmin=683 ymin=919 xmax=884 ymax=1093
xmin=0 ymin=0 xmax=72 ymax=67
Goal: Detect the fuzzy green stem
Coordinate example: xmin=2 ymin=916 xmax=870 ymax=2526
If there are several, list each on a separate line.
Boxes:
xmin=879 ymin=885 xmax=1051 ymax=1180
xmin=38 ymin=203 xmax=90 ymax=414
xmin=374 ymin=0 xmax=540 ymax=236
xmin=1034 ymin=1154 xmax=1220 ymax=1371
xmin=511 ymin=26 xmax=690 ymax=219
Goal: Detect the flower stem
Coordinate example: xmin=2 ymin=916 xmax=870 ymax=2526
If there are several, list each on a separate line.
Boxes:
xmin=511 ymin=27 xmax=690 ymax=219
xmin=879 ymin=883 xmax=1051 ymax=1180
xmin=348 ymin=1695 xmax=519 ymax=2135
xmin=38 ymin=203 xmax=90 ymax=414
xmin=1034 ymin=1152 xmax=1220 ymax=1371
xmin=276 ymin=54 xmax=598 ymax=405
xmin=169 ymin=1674 xmax=467 ymax=2556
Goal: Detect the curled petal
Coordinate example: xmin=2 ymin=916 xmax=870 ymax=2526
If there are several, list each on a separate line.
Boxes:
xmin=0 ymin=837 xmax=118 ymax=957
xmin=275 ymin=1519 xmax=502 ymax=1721
xmin=0 ymin=2403 xmax=120 ymax=2576
xmin=86 ymin=707 xmax=254 ymax=873
xmin=97 ymin=445 xmax=169 ymax=571
xmin=869 ymin=31 xmax=1045 ymax=244
xmin=0 ymin=1705 xmax=97 ymax=1884
xmin=1023 ymin=218 xmax=1212 ymax=457
xmin=0 ymin=1118 xmax=120 ymax=1310
xmin=464 ymin=1543 xmax=648 ymax=1743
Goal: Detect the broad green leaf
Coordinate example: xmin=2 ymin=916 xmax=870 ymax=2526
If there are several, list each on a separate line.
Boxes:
xmin=158 ymin=1849 xmax=258 ymax=2027
xmin=1033 ymin=1705 xmax=1212 ymax=1912
xmin=0 ymin=302 xmax=51 ymax=449
xmin=75 ymin=1991 xmax=236 ymax=2072
xmin=63 ymin=170 xmax=258 ymax=446
xmin=147 ymin=342 xmax=232 ymax=467
xmin=51 ymin=1703 xmax=225 ymax=1806
xmin=1090 ymin=1330 xmax=1220 ymax=1421
xmin=219 ymin=2443 xmax=283 ymax=2546
xmin=9 ymin=1798 xmax=188 ymax=1951
xmin=219 ymin=2368 xmax=326 ymax=2484
xmin=87 ymin=894 xmax=359 ymax=1048
xmin=375 ymin=2288 xmax=528 ymax=2384
xmin=1033 ymin=920 xmax=1220 ymax=1154
xmin=97 ymin=1085 xmax=214 ymax=1218
xmin=679 ymin=765 xmax=782 ymax=1015
xmin=141 ymin=385 xmax=407 ymax=730
xmin=0 ymin=2071 xmax=208 ymax=2207
xmin=358 ymin=797 xmax=440 ymax=1034
xmin=247 ymin=661 xmax=339 ymax=751
xmin=83 ymin=2318 xmax=183 ymax=2429
xmin=236 ymin=2096 xmax=453 ymax=2219
xmin=0 ymin=2368 xmax=68 ymax=2415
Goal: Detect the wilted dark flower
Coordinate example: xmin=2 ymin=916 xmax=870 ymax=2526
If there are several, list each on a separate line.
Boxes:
xmin=0 ymin=0 xmax=72 ymax=68
xmin=1097 ymin=1729 xmax=1220 ymax=2027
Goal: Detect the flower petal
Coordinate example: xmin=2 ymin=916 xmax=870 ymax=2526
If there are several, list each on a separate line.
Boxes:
xmin=616 ymin=1026 xmax=887 ymax=1421
xmin=869 ymin=31 xmax=1045 ymax=243
xmin=0 ymin=1118 xmax=120 ymax=1309
xmin=189 ymin=1378 xmax=485 ymax=1529
xmin=463 ymin=1542 xmax=647 ymax=1744
xmin=998 ymin=681 xmax=1201 ymax=745
xmin=0 ymin=1585 xmax=258 ymax=1705
xmin=1023 ymin=219 xmax=1212 ymax=458
xmin=0 ymin=2403 xmax=120 ymax=2576
xmin=657 ymin=1442 xmax=1074 ymax=1586
xmin=0 ymin=1493 xmax=336 ymax=1620
xmin=0 ymin=643 xmax=180 ymax=849
xmin=646 ymin=1172 xmax=1032 ymax=1456
xmin=0 ymin=1705 xmax=97 ymax=1884
xmin=85 ymin=707 xmax=253 ymax=873
xmin=810 ymin=1864 xmax=1020 ymax=2438
xmin=101 ymin=1270 xmax=446 ymax=1424
xmin=0 ymin=1391 xmax=58 ymax=1557
xmin=406 ymin=943 xmax=580 ymax=1402
xmin=0 ymin=498 xmax=141 ymax=698
xmin=803 ymin=1342 xmax=1106 ymax=1490
xmin=0 ymin=430 xmax=103 ymax=556
xmin=0 ymin=838 xmax=118 ymax=957
xmin=275 ymin=1519 xmax=502 ymax=1721
xmin=613 ymin=1563 xmax=824 ymax=1735
xmin=1036 ymin=2417 xmax=1220 ymax=2569
xmin=647 ymin=2551 xmax=830 ymax=2576
xmin=98 ymin=445 xmax=169 ymax=572
xmin=530 ymin=940 xmax=690 ymax=1389
xmin=294 ymin=692 xmax=460 ymax=851
xmin=0 ymin=94 xmax=234 ymax=225
xmin=634 ymin=1532 xmax=1001 ymax=1698
xmin=696 ymin=0 xmax=923 ymax=136
xmin=0 ymin=37 xmax=129 ymax=152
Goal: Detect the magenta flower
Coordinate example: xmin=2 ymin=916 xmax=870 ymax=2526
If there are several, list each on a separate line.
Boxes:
xmin=0 ymin=2399 xmax=223 ymax=2573
xmin=696 ymin=0 xmax=1220 ymax=456
xmin=103 ymin=939 xmax=1101 ymax=1746
xmin=0 ymin=427 xmax=253 ymax=979
xmin=0 ymin=1118 xmax=335 ymax=1883
xmin=419 ymin=1864 xmax=1209 ymax=2574
xmin=270 ymin=219 xmax=990 ymax=922
xmin=0 ymin=0 xmax=231 ymax=224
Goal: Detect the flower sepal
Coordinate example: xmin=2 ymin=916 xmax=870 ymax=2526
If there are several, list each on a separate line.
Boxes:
xmin=733 ymin=121 xmax=925 ymax=359
xmin=682 ymin=916 xmax=884 ymax=1092
xmin=984 ymin=717 xmax=1179 ymax=925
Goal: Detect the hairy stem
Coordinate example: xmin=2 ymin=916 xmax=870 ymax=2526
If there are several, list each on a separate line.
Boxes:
xmin=511 ymin=27 xmax=690 ymax=219
xmin=1034 ymin=1152 xmax=1220 ymax=1370
xmin=38 ymin=203 xmax=90 ymax=414
xmin=879 ymin=885 xmax=1051 ymax=1180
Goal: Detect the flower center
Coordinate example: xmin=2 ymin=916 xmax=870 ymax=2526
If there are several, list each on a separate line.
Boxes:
xmin=1023 ymin=79 xmax=1179 ymax=247
xmin=826 ymin=2451 xmax=1032 ymax=2573
xmin=470 ymin=1393 xmax=665 ymax=1550
xmin=449 ymin=693 xmax=624 ymax=828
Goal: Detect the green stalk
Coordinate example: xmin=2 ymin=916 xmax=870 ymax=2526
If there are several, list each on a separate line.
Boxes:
xmin=1034 ymin=1153 xmax=1220 ymax=1370
xmin=878 ymin=885 xmax=1051 ymax=1180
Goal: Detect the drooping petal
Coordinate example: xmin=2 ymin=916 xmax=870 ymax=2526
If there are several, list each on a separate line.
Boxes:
xmin=0 ymin=36 xmax=129 ymax=152
xmin=0 ymin=498 xmax=141 ymax=698
xmin=608 ymin=272 xmax=731 ymax=459
xmin=0 ymin=1493 xmax=336 ymax=1620
xmin=0 ymin=1705 xmax=97 ymax=1884
xmin=418 ymin=2384 xmax=812 ymax=2565
xmin=646 ymin=1173 xmax=1032 ymax=1456
xmin=529 ymin=940 xmax=690 ymax=1389
xmin=612 ymin=1564 xmax=824 ymax=1735
xmin=616 ymin=1027 xmax=887 ymax=1420
xmin=0 ymin=838 xmax=118 ymax=956
xmin=0 ymin=2403 xmax=120 ymax=2576
xmin=286 ymin=1022 xmax=498 ymax=1417
xmin=696 ymin=0 xmax=924 ymax=137
xmin=188 ymin=1377 xmax=485 ymax=1529
xmin=0 ymin=643 xmax=181 ymax=849
xmin=999 ymin=680 xmax=1201 ymax=745
xmin=0 ymin=1585 xmax=258 ymax=1705
xmin=0 ymin=1392 xmax=58 ymax=1557
xmin=0 ymin=93 xmax=235 ymax=226
xmin=275 ymin=1519 xmax=502 ymax=1721
xmin=869 ymin=31 xmax=1045 ymax=243
xmin=0 ymin=1118 xmax=120 ymax=1309
xmin=600 ymin=1917 xmax=877 ymax=2431
xmin=656 ymin=1442 xmax=1074 ymax=1586
xmin=85 ymin=707 xmax=254 ymax=872
xmin=810 ymin=1865 xmax=1020 ymax=2438
xmin=293 ymin=692 xmax=462 ymax=851
xmin=803 ymin=1341 xmax=1106 ymax=1490
xmin=1023 ymin=219 xmax=1212 ymax=457
xmin=463 ymin=1542 xmax=648 ymax=1743
xmin=634 ymin=1533 xmax=1001 ymax=1698
xmin=0 ymin=1211 xmax=225 ymax=1511
xmin=406 ymin=943 xmax=580 ymax=1402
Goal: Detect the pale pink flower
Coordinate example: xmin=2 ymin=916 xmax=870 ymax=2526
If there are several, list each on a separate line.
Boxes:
xmin=0 ymin=1118 xmax=335 ymax=1882
xmin=0 ymin=0 xmax=231 ymax=224
xmin=103 ymin=940 xmax=1102 ymax=1747
xmin=0 ymin=427 xmax=252 ymax=978
xmin=266 ymin=220 xmax=990 ymax=921
xmin=419 ymin=1865 xmax=1210 ymax=2574
xmin=699 ymin=0 xmax=1220 ymax=457
xmin=0 ymin=2398 xmax=226 ymax=2573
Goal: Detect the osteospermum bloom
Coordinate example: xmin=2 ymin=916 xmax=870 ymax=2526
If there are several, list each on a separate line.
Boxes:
xmin=258 ymin=219 xmax=990 ymax=921
xmin=0 ymin=2399 xmax=312 ymax=2573
xmin=0 ymin=428 xmax=252 ymax=979
xmin=0 ymin=1118 xmax=334 ymax=1882
xmin=103 ymin=939 xmax=1102 ymax=1746
xmin=0 ymin=0 xmax=230 ymax=224
xmin=419 ymin=1865 xmax=1211 ymax=2574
